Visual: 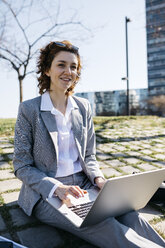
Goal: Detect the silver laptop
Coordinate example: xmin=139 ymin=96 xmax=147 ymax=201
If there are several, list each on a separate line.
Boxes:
xmin=46 ymin=168 xmax=165 ymax=228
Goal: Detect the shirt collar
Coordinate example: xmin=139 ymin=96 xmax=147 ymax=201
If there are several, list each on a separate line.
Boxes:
xmin=67 ymin=95 xmax=78 ymax=110
xmin=40 ymin=91 xmax=53 ymax=111
xmin=40 ymin=91 xmax=78 ymax=115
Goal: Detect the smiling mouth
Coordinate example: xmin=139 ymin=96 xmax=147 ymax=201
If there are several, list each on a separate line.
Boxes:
xmin=60 ymin=78 xmax=72 ymax=82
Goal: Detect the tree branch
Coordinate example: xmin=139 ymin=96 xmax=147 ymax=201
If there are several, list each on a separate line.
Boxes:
xmin=31 ymin=21 xmax=87 ymax=47
xmin=0 ymin=53 xmax=19 ymax=71
xmin=0 ymin=46 xmax=23 ymax=64
xmin=24 ymin=16 xmax=51 ymax=31
xmin=26 ymin=70 xmax=36 ymax=76
xmin=1 ymin=0 xmax=30 ymax=46
xmin=0 ymin=14 xmax=6 ymax=41
xmin=22 ymin=46 xmax=32 ymax=77
xmin=16 ymin=1 xmax=34 ymax=16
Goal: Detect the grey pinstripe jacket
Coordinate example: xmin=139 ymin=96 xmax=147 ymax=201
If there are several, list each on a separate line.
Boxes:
xmin=13 ymin=95 xmax=103 ymax=216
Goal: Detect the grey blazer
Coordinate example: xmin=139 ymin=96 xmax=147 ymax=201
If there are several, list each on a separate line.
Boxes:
xmin=13 ymin=95 xmax=103 ymax=216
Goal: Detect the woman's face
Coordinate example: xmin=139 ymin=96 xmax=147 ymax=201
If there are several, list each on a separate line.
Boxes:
xmin=46 ymin=51 xmax=78 ymax=93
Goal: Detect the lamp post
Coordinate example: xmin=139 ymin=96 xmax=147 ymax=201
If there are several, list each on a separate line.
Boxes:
xmin=125 ymin=16 xmax=131 ymax=115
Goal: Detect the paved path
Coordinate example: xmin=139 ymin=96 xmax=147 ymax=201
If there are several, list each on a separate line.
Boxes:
xmin=0 ymin=118 xmax=165 ymax=247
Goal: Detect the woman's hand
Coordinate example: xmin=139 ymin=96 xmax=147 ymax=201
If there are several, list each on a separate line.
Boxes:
xmin=54 ymin=185 xmax=87 ymax=206
xmin=95 ymin=177 xmax=107 ymax=189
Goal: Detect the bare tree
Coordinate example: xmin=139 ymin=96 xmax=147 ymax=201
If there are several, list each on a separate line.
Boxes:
xmin=0 ymin=0 xmax=92 ymax=102
xmin=147 ymin=95 xmax=165 ymax=116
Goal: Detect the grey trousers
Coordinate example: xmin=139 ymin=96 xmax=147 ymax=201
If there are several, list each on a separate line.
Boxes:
xmin=33 ymin=171 xmax=165 ymax=248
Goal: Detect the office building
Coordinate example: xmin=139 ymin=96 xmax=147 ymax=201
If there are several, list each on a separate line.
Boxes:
xmin=146 ymin=0 xmax=165 ymax=95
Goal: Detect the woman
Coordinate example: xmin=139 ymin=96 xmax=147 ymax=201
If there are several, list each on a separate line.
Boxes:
xmin=13 ymin=40 xmax=165 ymax=248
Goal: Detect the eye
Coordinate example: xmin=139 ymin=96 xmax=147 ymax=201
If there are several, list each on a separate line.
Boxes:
xmin=71 ymin=65 xmax=77 ymax=70
xmin=58 ymin=63 xmax=65 ymax=67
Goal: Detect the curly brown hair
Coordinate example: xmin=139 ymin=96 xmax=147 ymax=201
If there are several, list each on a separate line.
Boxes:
xmin=37 ymin=40 xmax=82 ymax=95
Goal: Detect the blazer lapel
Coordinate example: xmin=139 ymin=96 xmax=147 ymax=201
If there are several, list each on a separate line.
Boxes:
xmin=40 ymin=111 xmax=59 ymax=162
xmin=71 ymin=108 xmax=83 ymax=156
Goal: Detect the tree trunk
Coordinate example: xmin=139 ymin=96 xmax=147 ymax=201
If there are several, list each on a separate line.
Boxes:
xmin=19 ymin=77 xmax=23 ymax=103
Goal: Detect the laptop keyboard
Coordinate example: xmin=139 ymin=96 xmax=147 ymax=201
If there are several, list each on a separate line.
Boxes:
xmin=68 ymin=201 xmax=94 ymax=219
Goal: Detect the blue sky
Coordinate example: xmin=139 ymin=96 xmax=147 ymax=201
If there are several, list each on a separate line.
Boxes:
xmin=0 ymin=0 xmax=147 ymax=118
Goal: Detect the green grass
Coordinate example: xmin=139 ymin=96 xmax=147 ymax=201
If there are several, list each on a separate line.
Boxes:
xmin=0 ymin=116 xmax=165 ymax=137
xmin=93 ymin=115 xmax=165 ymax=129
xmin=93 ymin=115 xmax=137 ymax=125
xmin=149 ymin=216 xmax=165 ymax=225
xmin=0 ymin=119 xmax=16 ymax=136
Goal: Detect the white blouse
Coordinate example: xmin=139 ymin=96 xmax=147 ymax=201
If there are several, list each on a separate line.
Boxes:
xmin=41 ymin=92 xmax=82 ymax=196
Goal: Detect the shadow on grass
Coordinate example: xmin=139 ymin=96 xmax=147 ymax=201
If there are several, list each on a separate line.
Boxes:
xmin=96 ymin=133 xmax=165 ymax=144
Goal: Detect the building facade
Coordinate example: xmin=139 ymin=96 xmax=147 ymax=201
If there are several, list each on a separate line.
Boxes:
xmin=76 ymin=89 xmax=148 ymax=116
xmin=146 ymin=0 xmax=165 ymax=96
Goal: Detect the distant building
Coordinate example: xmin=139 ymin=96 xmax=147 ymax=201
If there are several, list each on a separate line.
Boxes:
xmin=76 ymin=89 xmax=148 ymax=116
xmin=146 ymin=0 xmax=165 ymax=96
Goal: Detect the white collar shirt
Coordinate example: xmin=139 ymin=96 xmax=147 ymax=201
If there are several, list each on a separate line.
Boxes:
xmin=41 ymin=91 xmax=82 ymax=179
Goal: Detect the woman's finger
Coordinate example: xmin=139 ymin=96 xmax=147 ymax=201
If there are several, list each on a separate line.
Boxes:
xmin=55 ymin=185 xmax=86 ymax=200
xmin=68 ymin=186 xmax=84 ymax=198
xmin=68 ymin=186 xmax=80 ymax=198
xmin=75 ymin=186 xmax=84 ymax=197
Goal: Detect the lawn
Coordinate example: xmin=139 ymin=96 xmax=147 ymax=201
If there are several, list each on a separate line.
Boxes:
xmin=0 ymin=116 xmax=165 ymax=137
xmin=0 ymin=119 xmax=16 ymax=137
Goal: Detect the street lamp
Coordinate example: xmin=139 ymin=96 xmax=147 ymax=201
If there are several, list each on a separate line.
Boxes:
xmin=125 ymin=16 xmax=131 ymax=115
xmin=121 ymin=77 xmax=129 ymax=115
